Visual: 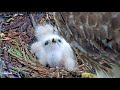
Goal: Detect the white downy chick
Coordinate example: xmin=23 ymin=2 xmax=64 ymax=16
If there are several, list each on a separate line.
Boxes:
xmin=31 ymin=34 xmax=78 ymax=71
xmin=31 ymin=24 xmax=78 ymax=71
xmin=35 ymin=24 xmax=58 ymax=41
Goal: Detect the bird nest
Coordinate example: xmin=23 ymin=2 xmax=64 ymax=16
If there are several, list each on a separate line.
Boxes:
xmin=0 ymin=13 xmax=96 ymax=78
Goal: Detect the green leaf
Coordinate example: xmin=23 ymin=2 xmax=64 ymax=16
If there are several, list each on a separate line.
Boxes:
xmin=8 ymin=48 xmax=23 ymax=59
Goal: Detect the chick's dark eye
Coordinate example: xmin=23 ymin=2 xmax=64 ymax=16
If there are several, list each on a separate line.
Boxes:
xmin=58 ymin=39 xmax=61 ymax=43
xmin=44 ymin=41 xmax=49 ymax=45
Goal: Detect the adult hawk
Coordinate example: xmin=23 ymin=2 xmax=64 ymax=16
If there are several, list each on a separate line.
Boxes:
xmin=53 ymin=12 xmax=120 ymax=78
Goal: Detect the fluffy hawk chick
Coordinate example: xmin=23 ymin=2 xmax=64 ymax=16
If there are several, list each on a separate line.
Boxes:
xmin=31 ymin=33 xmax=78 ymax=71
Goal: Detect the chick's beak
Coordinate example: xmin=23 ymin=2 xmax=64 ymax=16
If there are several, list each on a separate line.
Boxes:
xmin=52 ymin=38 xmax=56 ymax=43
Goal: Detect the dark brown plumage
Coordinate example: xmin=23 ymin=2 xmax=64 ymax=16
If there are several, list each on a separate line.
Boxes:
xmin=53 ymin=12 xmax=120 ymax=78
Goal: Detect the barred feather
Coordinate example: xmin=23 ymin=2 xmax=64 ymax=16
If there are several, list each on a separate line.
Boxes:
xmin=53 ymin=12 xmax=120 ymax=78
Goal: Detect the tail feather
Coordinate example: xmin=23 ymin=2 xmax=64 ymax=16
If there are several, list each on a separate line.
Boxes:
xmin=95 ymin=64 xmax=120 ymax=78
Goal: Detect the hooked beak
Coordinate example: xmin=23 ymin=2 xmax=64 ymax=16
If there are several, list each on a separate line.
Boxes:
xmin=52 ymin=38 xmax=56 ymax=43
xmin=50 ymin=38 xmax=60 ymax=46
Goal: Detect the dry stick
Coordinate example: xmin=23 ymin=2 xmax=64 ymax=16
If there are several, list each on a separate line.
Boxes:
xmin=29 ymin=14 xmax=37 ymax=29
